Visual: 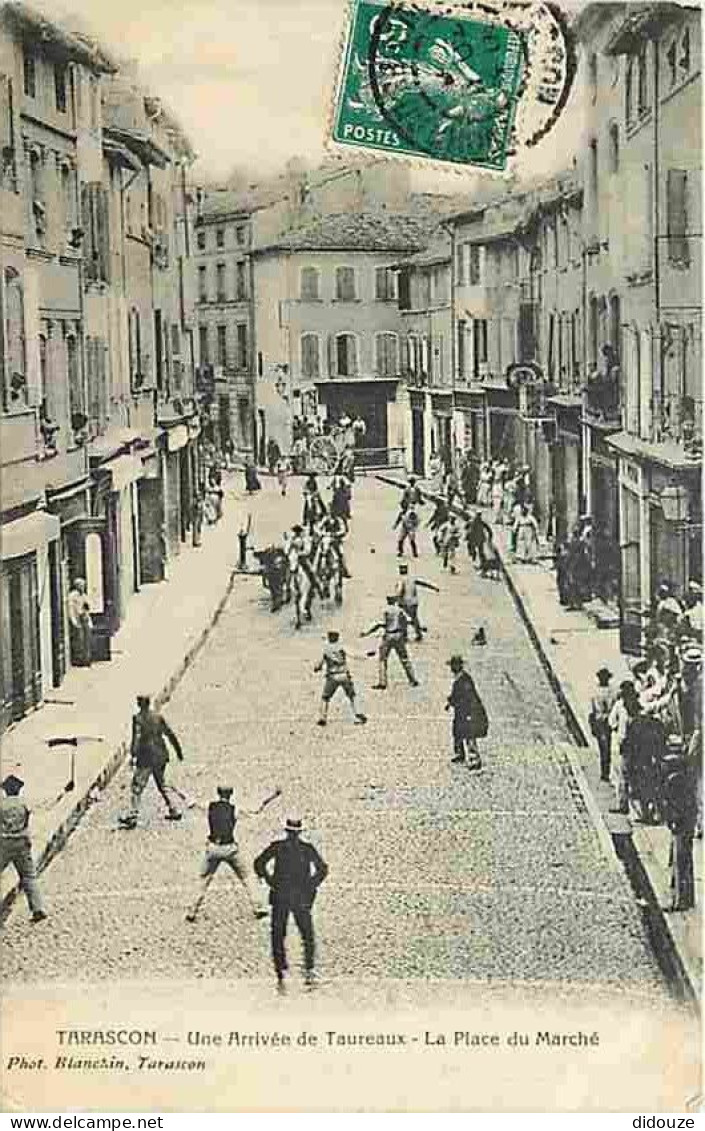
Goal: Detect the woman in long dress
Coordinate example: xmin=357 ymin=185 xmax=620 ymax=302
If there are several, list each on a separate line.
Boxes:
xmin=476 ymin=461 xmax=492 ymax=508
xmin=514 ymin=504 xmax=540 ymax=563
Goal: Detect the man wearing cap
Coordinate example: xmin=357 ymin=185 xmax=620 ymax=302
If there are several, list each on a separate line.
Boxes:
xmin=186 ymin=786 xmax=277 ymax=923
xmin=0 ymin=774 xmax=47 ymax=923
xmin=588 ymin=667 xmax=617 ymax=783
xmin=119 ymin=695 xmax=184 ymax=829
xmin=314 ymin=631 xmax=367 ymax=727
xmin=362 ymin=595 xmax=419 ymax=690
xmin=396 ymin=563 xmax=439 ymax=643
xmin=445 ymin=656 xmax=486 ymax=770
xmin=254 ymin=818 xmax=328 ymax=991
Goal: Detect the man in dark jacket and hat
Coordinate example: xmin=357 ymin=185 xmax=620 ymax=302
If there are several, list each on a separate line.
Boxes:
xmin=0 ymin=774 xmax=47 ymax=923
xmin=254 ymin=818 xmax=328 ymax=991
xmin=445 ymin=655 xmax=486 ymax=770
xmin=119 ymin=695 xmax=184 ymax=828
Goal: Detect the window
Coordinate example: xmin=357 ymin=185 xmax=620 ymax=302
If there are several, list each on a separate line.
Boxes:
xmin=199 ymin=324 xmax=209 ymax=365
xmin=637 ymin=48 xmax=649 ymax=116
xmin=300 ymin=266 xmax=319 ymax=301
xmin=86 ymin=335 xmax=107 ymax=432
xmin=28 ymin=148 xmax=45 ymax=238
xmin=375 ymin=333 xmax=398 ymax=376
xmin=236 ymin=323 xmax=248 ymax=369
xmin=196 ymin=228 xmax=206 ymax=250
xmin=2 ymin=267 xmax=27 ymax=409
xmin=609 ymin=123 xmax=619 ymax=174
xmin=301 ymin=333 xmax=320 ymax=379
xmin=23 ymin=52 xmax=36 ymax=98
xmin=332 ymin=333 xmax=357 ymax=377
xmin=456 ymin=243 xmax=465 ymax=285
xmin=88 ymin=76 xmax=99 ymax=129
xmin=625 ymin=58 xmax=634 ymax=123
xmin=216 ymin=262 xmax=226 ymax=301
xmin=680 ymin=26 xmax=691 ymax=75
xmin=667 ymin=40 xmax=678 ymax=87
xmin=588 ymin=53 xmax=598 ymax=103
xmin=216 ymin=227 xmax=225 ymax=248
xmin=67 ymin=334 xmax=83 ymax=421
xmin=375 ymin=267 xmax=397 ymax=301
xmin=589 ymin=140 xmax=599 ymax=236
xmin=472 ymin=319 xmax=487 ymax=378
xmin=335 ymin=266 xmax=356 ymax=301
xmin=552 ymin=218 xmax=559 ymax=267
xmin=235 ymin=225 xmax=246 ymax=245
xmin=666 ymin=169 xmax=689 ymax=265
xmin=468 ymin=245 xmax=482 ymax=285
xmin=39 ymin=333 xmax=48 ymax=416
xmin=0 ymin=75 xmax=16 ymax=190
xmin=81 ymin=182 xmax=110 ymax=282
xmin=128 ymin=307 xmax=142 ymax=386
xmin=60 ymin=163 xmax=75 ymax=231
xmin=198 ymin=266 xmax=207 ymax=302
xmin=54 ymin=64 xmax=67 ymax=113
xmin=217 ymin=324 xmax=228 ymax=367
xmin=457 ymin=319 xmax=466 ymax=380
xmin=236 ymin=262 xmax=247 ymax=301
xmin=398 ymin=267 xmax=411 ymax=311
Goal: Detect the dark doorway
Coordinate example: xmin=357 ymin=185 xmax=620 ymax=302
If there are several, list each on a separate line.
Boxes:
xmin=48 ymin=540 xmax=66 ymax=687
xmin=257 ymin=409 xmax=266 ymax=466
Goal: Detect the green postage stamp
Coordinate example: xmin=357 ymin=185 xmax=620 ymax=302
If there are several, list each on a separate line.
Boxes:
xmin=332 ymin=1 xmax=525 ymax=171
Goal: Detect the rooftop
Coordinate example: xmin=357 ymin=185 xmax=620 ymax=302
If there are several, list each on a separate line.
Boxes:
xmin=257 ymin=212 xmax=433 ymax=255
xmin=2 ymin=1 xmax=118 ymax=72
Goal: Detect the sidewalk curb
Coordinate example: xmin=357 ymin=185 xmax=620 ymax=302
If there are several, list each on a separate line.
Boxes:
xmin=498 ymin=549 xmax=698 ymax=1005
xmin=375 ymin=472 xmax=698 ymax=1003
xmin=1 ymin=564 xmax=241 ymax=923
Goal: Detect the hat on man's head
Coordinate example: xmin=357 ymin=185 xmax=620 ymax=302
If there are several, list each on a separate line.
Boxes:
xmin=399 ymin=563 xmax=409 ymax=573
xmin=285 ymin=817 xmax=303 ymax=834
xmin=682 ymin=646 xmax=703 ymax=666
xmin=327 ymin=630 xmax=340 ymax=641
xmin=596 ymin=667 xmax=612 ymax=683
xmin=2 ymin=773 xmax=24 ymax=794
xmin=447 ymin=654 xmax=464 ymax=672
xmin=217 ymin=785 xmax=234 ymax=797
xmin=386 ymin=593 xmax=398 ymax=602
xmin=292 ymin=524 xmax=303 ymax=533
xmin=136 ymin=695 xmax=150 ymax=708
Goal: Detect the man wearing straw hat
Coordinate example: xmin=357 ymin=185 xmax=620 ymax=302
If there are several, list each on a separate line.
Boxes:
xmin=254 ymin=817 xmax=328 ymax=992
xmin=0 ymin=774 xmax=47 ymax=923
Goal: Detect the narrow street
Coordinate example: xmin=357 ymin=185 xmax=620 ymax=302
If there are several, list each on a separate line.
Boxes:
xmin=1 ymin=478 xmax=670 ymax=1007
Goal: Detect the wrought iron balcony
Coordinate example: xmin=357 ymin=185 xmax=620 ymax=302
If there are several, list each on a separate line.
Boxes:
xmin=583 ymin=373 xmax=621 ymax=425
xmin=649 ymin=392 xmax=702 ymax=455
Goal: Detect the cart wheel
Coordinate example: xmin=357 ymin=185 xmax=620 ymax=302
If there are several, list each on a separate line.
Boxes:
xmin=309 ymin=436 xmax=337 ymax=474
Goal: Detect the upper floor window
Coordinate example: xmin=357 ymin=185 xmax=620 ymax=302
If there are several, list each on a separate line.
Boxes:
xmin=196 ymin=228 xmax=206 ymax=250
xmin=588 ymin=53 xmax=598 ymax=104
xmin=54 ymin=64 xmax=67 ymax=113
xmin=198 ymin=265 xmax=207 ymax=301
xmin=681 ymin=26 xmax=691 ymax=75
xmin=300 ymin=266 xmax=320 ymax=301
xmin=301 ymin=333 xmax=320 ymax=379
xmin=60 ymin=162 xmax=76 ymax=231
xmin=375 ymin=332 xmax=398 ymax=377
xmin=2 ymin=266 xmax=27 ymax=409
xmin=216 ymin=262 xmax=226 ymax=301
xmin=666 ymin=168 xmax=689 ymax=265
xmin=609 ymin=123 xmax=620 ymax=174
xmin=23 ymin=52 xmax=36 ymax=98
xmin=198 ymin=324 xmax=209 ymax=365
xmin=81 ymin=182 xmax=110 ymax=283
xmin=468 ymin=244 xmax=482 ymax=285
xmin=332 ymin=333 xmax=357 ymax=377
xmin=335 ymin=266 xmax=356 ymax=301
xmin=216 ymin=227 xmax=225 ymax=248
xmin=128 ymin=306 xmax=142 ymax=387
xmin=235 ymin=225 xmax=246 ymax=245
xmin=637 ymin=48 xmax=649 ymax=116
xmin=667 ymin=40 xmax=678 ymax=87
xmin=88 ymin=76 xmax=100 ymax=130
xmin=0 ymin=75 xmax=16 ymax=191
xmin=236 ymin=261 xmax=247 ymax=301
xmin=626 ymin=57 xmax=634 ymax=122
xmin=375 ymin=266 xmax=397 ymax=301
xmin=236 ymin=323 xmax=248 ymax=369
xmin=456 ymin=242 xmax=465 ymax=285
xmin=217 ymin=324 xmax=228 ymax=367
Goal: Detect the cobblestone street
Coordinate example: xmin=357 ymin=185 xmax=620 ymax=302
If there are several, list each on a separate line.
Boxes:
xmin=1 ymin=479 xmax=672 ymax=1008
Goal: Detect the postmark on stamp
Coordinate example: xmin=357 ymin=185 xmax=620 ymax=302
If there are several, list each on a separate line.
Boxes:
xmin=331 ymin=0 xmax=575 ymax=172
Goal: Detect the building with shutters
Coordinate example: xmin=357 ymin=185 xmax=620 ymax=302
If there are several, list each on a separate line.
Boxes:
xmin=251 ymin=212 xmax=430 ymax=465
xmin=0 ymin=3 xmax=198 ymax=731
xmin=575 ymin=3 xmax=702 ymax=653
xmin=0 ymin=2 xmax=117 ymax=728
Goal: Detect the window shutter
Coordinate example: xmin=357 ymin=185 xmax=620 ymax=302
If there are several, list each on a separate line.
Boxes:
xmin=327 ymin=334 xmax=336 ymax=378
xmin=81 ymin=184 xmax=95 ymax=281
xmin=390 ymin=335 xmax=398 ymax=375
xmin=666 ymin=169 xmax=688 ymax=264
xmin=375 ymin=335 xmax=382 ymax=375
xmin=350 ymin=336 xmax=358 ymax=376
xmin=0 ymin=75 xmax=12 ymax=152
xmin=97 ymin=184 xmax=110 ymax=282
xmin=399 ymin=335 xmax=409 ymax=373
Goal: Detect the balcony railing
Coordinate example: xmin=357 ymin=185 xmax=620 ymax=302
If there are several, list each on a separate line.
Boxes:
xmin=649 ymin=392 xmax=702 ymax=454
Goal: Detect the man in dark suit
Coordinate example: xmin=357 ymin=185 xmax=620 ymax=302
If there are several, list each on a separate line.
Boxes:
xmin=119 ymin=695 xmax=183 ymax=828
xmin=254 ymin=818 xmax=328 ymax=991
xmin=445 ymin=655 xmax=486 ymax=770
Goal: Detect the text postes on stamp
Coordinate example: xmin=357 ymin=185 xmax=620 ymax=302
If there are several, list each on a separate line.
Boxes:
xmin=331 ymin=0 xmax=575 ymax=172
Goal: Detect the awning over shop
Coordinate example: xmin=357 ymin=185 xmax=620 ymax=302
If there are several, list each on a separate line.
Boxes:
xmin=1 ymin=509 xmax=60 ymax=560
xmin=99 ymin=453 xmax=144 ymax=491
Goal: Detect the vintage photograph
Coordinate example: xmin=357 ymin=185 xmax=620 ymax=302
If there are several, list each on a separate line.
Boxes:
xmin=0 ymin=0 xmax=701 ymax=1113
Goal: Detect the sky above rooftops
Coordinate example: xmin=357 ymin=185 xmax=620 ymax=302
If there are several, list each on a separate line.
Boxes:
xmin=50 ymin=0 xmax=586 ymax=187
